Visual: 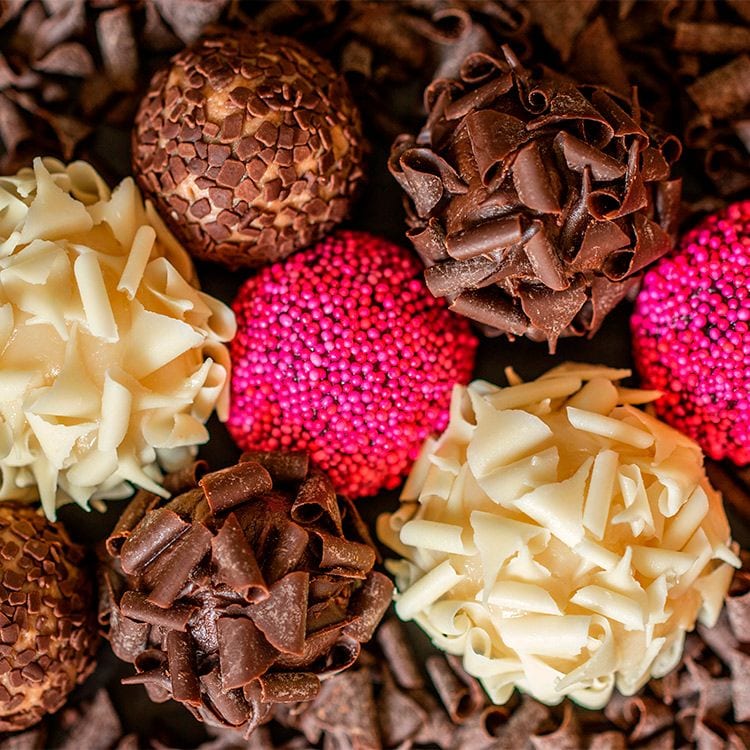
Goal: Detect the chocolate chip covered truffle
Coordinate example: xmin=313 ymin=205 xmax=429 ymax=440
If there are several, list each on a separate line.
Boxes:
xmin=132 ymin=27 xmax=366 ymax=269
xmin=390 ymin=46 xmax=683 ymax=352
xmin=100 ymin=454 xmax=393 ymax=737
xmin=0 ymin=504 xmax=98 ymax=731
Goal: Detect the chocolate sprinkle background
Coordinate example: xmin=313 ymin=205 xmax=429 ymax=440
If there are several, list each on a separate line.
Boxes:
xmin=0 ymin=1 xmax=749 ymax=748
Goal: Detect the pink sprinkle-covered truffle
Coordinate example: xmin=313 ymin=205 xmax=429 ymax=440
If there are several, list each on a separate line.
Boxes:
xmin=228 ymin=230 xmax=478 ymax=498
xmin=632 ymin=200 xmax=750 ymax=465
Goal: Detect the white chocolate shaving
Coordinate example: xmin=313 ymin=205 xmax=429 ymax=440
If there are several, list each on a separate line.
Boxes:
xmin=0 ymin=158 xmax=236 ymax=518
xmin=380 ymin=363 xmax=737 ymax=709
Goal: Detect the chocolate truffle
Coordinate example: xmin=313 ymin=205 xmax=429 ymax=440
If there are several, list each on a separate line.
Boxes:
xmin=227 ymin=230 xmax=477 ymax=500
xmin=132 ymin=27 xmax=366 ymax=269
xmin=100 ymin=454 xmax=393 ymax=737
xmin=389 ymin=46 xmax=682 ymax=352
xmin=632 ymin=200 xmax=750 ymax=466
xmin=0 ymin=503 xmax=98 ymax=732
xmin=0 ymin=158 xmax=235 ymax=519
xmin=379 ymin=363 xmax=738 ymax=709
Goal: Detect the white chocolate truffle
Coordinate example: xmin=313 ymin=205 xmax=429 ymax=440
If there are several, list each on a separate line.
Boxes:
xmin=378 ymin=363 xmax=739 ymax=709
xmin=0 ymin=158 xmax=236 ymax=518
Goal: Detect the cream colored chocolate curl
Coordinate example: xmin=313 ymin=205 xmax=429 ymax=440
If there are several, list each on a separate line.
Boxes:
xmin=378 ymin=363 xmax=738 ymax=709
xmin=0 ymin=158 xmax=236 ymax=518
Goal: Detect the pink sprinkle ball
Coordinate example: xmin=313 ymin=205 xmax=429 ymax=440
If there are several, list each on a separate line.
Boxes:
xmin=227 ymin=230 xmax=478 ymax=498
xmin=632 ymin=200 xmax=750 ymax=465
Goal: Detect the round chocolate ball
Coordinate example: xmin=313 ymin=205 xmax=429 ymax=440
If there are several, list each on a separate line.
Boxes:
xmin=0 ymin=504 xmax=98 ymax=731
xmin=132 ymin=28 xmax=366 ymax=269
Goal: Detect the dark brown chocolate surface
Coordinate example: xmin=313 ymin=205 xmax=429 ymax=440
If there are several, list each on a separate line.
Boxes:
xmin=390 ymin=46 xmax=681 ymax=352
xmin=100 ymin=455 xmax=392 ymax=739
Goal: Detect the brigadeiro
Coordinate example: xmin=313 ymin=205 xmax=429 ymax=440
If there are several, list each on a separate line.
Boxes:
xmin=632 ymin=200 xmax=750 ymax=466
xmin=227 ymin=230 xmax=478 ymax=499
xmin=132 ymin=27 xmax=366 ymax=269
xmin=99 ymin=453 xmax=393 ymax=738
xmin=0 ymin=503 xmax=98 ymax=731
xmin=389 ymin=46 xmax=683 ymax=352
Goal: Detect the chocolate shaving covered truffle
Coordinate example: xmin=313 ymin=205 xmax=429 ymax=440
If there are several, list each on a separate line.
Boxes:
xmin=100 ymin=455 xmax=392 ymax=738
xmin=0 ymin=503 xmax=98 ymax=732
xmin=132 ymin=26 xmax=365 ymax=269
xmin=390 ymin=46 xmax=681 ymax=351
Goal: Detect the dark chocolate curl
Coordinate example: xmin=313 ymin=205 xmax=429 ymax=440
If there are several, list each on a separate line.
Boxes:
xmin=218 ymin=617 xmax=278 ymax=690
xmin=106 ymin=490 xmax=160 ymax=557
xmin=425 ymin=255 xmax=499 ymax=298
xmin=291 ymin=470 xmax=342 ymax=534
xmin=378 ymin=672 xmax=428 ymax=747
xmin=452 ymin=288 xmax=528 ymax=337
xmin=249 ymin=571 xmax=309 ymax=655
xmin=529 ymin=702 xmax=582 ymax=749
xmin=376 ymin=618 xmax=424 ymax=690
xmin=120 ymin=591 xmax=195 ymax=631
xmin=107 ymin=607 xmax=150 ymax=663
xmin=427 ymin=656 xmax=483 ymax=724
xmin=524 ymin=224 xmax=568 ymax=291
xmin=200 ymin=461 xmax=273 ymax=514
xmin=313 ymin=530 xmax=376 ymax=574
xmin=343 ymin=572 xmax=395 ymax=643
xmin=556 ymin=132 xmax=626 ymax=180
xmin=146 ymin=522 xmax=213 ymax=607
xmin=445 ymin=216 xmax=523 ymax=260
xmin=201 ymin=669 xmax=251 ymax=727
xmin=211 ymin=513 xmax=267 ymax=600
xmin=119 ymin=508 xmax=189 ymax=575
xmin=391 ymin=44 xmax=680 ymax=350
xmin=240 ymin=450 xmax=309 ymax=482
xmin=257 ymin=673 xmax=320 ymax=703
xmin=161 ymin=460 xmax=208 ymax=494
xmin=166 ymin=630 xmax=201 ymax=706
xmin=465 ymin=110 xmax=528 ymax=184
xmin=513 ymin=142 xmax=561 ymax=214
xmin=312 ymin=668 xmax=379 ymax=747
xmin=688 ymin=55 xmax=750 ymax=119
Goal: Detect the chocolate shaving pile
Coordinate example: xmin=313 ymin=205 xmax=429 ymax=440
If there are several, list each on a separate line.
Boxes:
xmin=0 ymin=0 xmax=229 ymax=171
xmin=99 ymin=453 xmax=393 ymax=739
xmin=525 ymin=0 xmax=750 ymax=202
xmin=0 ymin=689 xmax=136 ymax=750
xmin=390 ymin=45 xmax=682 ymax=351
xmin=246 ymin=0 xmax=530 ymax=136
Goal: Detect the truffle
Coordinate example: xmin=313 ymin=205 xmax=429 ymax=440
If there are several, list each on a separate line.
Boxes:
xmin=132 ymin=27 xmax=366 ymax=269
xmin=227 ymin=230 xmax=477 ymax=499
xmin=0 ymin=157 xmax=235 ymax=518
xmin=100 ymin=454 xmax=393 ymax=737
xmin=0 ymin=503 xmax=98 ymax=732
xmin=389 ymin=46 xmax=682 ymax=352
xmin=632 ymin=200 xmax=750 ymax=466
xmin=379 ymin=363 xmax=738 ymax=709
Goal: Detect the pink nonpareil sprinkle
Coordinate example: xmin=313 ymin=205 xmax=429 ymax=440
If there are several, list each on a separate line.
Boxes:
xmin=632 ymin=200 xmax=750 ymax=465
xmin=227 ymin=230 xmax=478 ymax=498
